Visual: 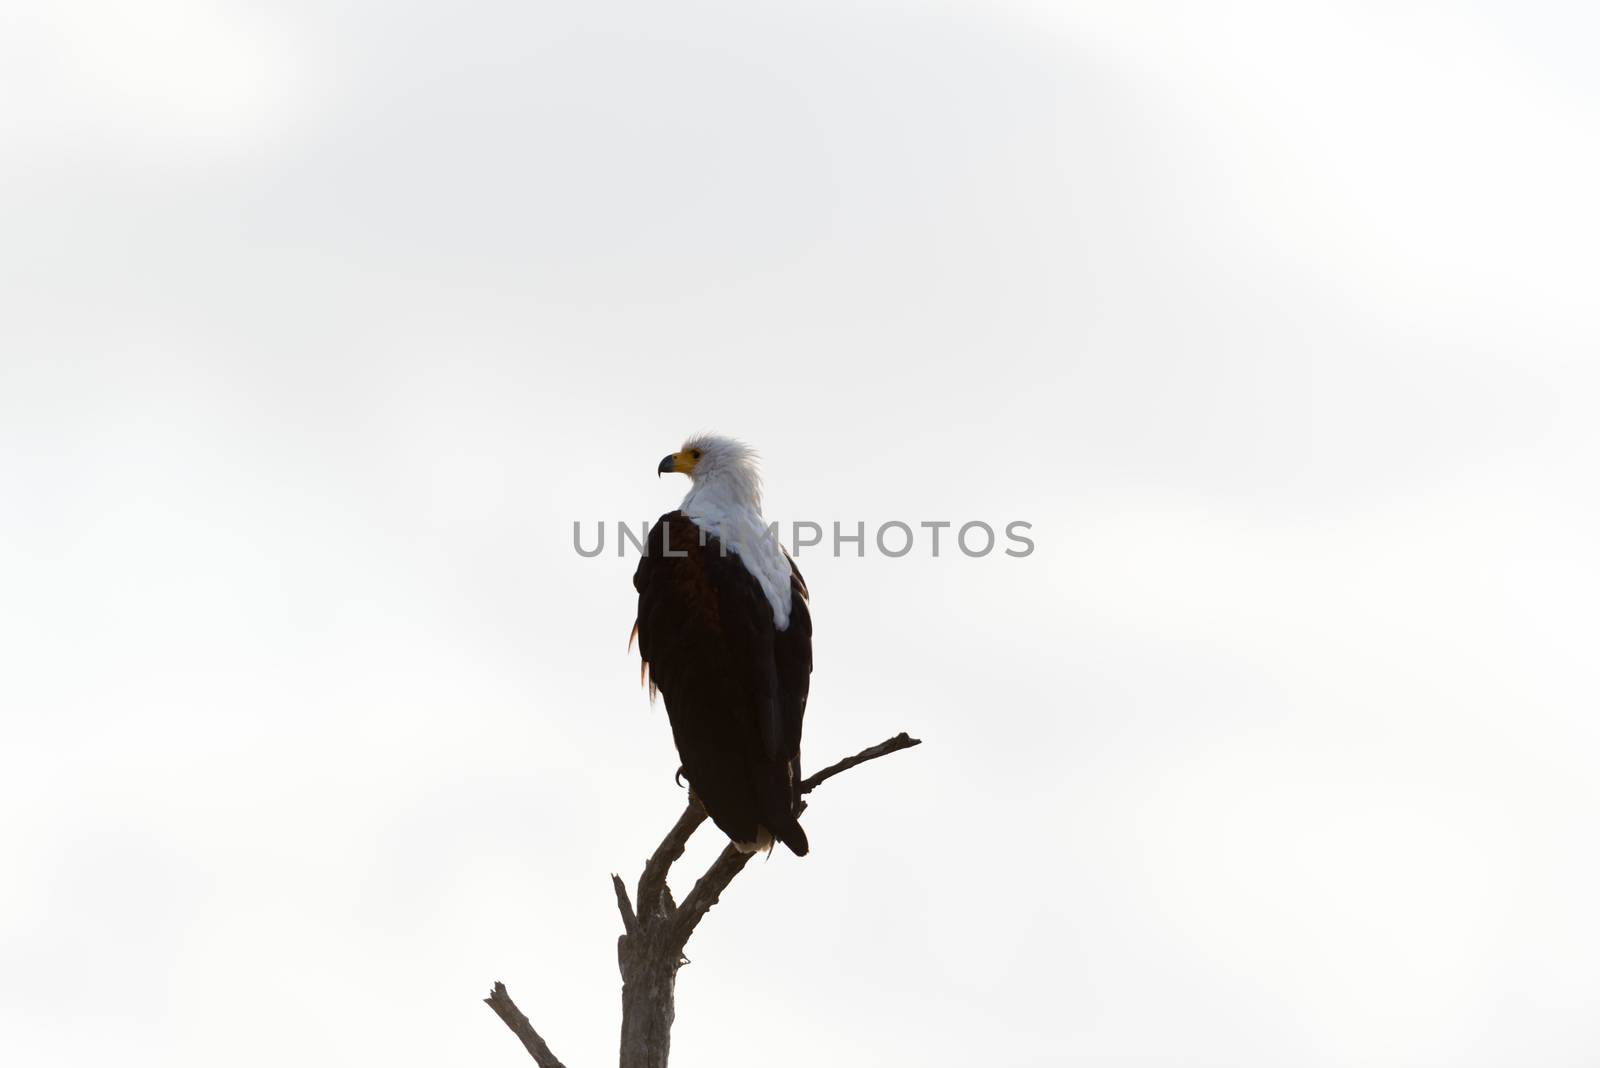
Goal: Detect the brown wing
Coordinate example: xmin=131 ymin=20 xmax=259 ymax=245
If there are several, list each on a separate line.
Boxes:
xmin=775 ymin=552 xmax=812 ymax=810
xmin=633 ymin=511 xmax=809 ymax=855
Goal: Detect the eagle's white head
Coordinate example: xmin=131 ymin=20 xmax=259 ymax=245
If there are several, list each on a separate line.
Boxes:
xmin=656 ymin=433 xmax=793 ymax=628
xmin=658 ymin=434 xmax=763 ymax=513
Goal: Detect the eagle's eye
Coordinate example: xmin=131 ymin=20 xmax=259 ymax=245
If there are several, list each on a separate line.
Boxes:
xmin=690 ymin=449 xmax=702 ymax=460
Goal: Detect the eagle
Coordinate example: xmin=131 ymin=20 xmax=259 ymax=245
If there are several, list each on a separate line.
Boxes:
xmin=631 ymin=435 xmax=813 ymax=856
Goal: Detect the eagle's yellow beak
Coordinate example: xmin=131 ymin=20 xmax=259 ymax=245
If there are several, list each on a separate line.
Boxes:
xmin=658 ymin=451 xmax=698 ymax=477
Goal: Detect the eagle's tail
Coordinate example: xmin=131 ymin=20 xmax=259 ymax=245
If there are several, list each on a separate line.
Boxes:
xmin=757 ymin=758 xmax=809 ymax=857
xmin=772 ymin=817 xmax=809 ymax=857
xmin=734 ymin=813 xmax=808 ymax=857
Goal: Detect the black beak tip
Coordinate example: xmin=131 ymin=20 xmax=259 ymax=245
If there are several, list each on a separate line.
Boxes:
xmin=657 ymin=455 xmax=675 ymax=476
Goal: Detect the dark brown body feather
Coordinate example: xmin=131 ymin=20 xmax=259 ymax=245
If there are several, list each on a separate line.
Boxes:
xmin=632 ymin=512 xmax=813 ymax=856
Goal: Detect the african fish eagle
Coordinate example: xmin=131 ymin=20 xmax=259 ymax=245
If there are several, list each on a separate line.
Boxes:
xmin=631 ymin=435 xmax=813 ymax=856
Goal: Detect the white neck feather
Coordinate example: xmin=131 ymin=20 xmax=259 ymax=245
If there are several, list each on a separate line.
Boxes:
xmin=680 ymin=467 xmax=794 ymax=630
xmin=681 ymin=463 xmax=762 ymax=519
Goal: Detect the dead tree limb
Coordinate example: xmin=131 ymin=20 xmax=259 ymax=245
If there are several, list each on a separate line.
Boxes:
xmin=486 ymin=731 xmax=921 ymax=1068
xmin=485 ymin=981 xmax=569 ymax=1068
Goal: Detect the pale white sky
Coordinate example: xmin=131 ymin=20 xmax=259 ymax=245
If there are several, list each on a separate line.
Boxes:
xmin=2 ymin=3 xmax=1598 ymax=1066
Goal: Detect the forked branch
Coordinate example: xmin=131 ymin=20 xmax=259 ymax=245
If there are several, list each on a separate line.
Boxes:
xmin=486 ymin=731 xmax=921 ymax=1068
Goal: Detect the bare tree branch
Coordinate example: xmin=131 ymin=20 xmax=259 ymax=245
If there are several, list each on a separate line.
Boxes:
xmin=635 ymin=804 xmax=705 ymax=919
xmin=671 ymin=843 xmax=754 ymax=942
xmin=487 ymin=732 xmax=921 ymax=1068
xmin=612 ymin=873 xmax=638 ymax=937
xmin=801 ymin=731 xmax=922 ymax=794
xmin=484 ymin=981 xmax=568 ymax=1068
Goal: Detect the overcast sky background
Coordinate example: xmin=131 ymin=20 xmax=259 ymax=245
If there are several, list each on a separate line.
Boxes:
xmin=3 ymin=2 xmax=1598 ymax=1065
